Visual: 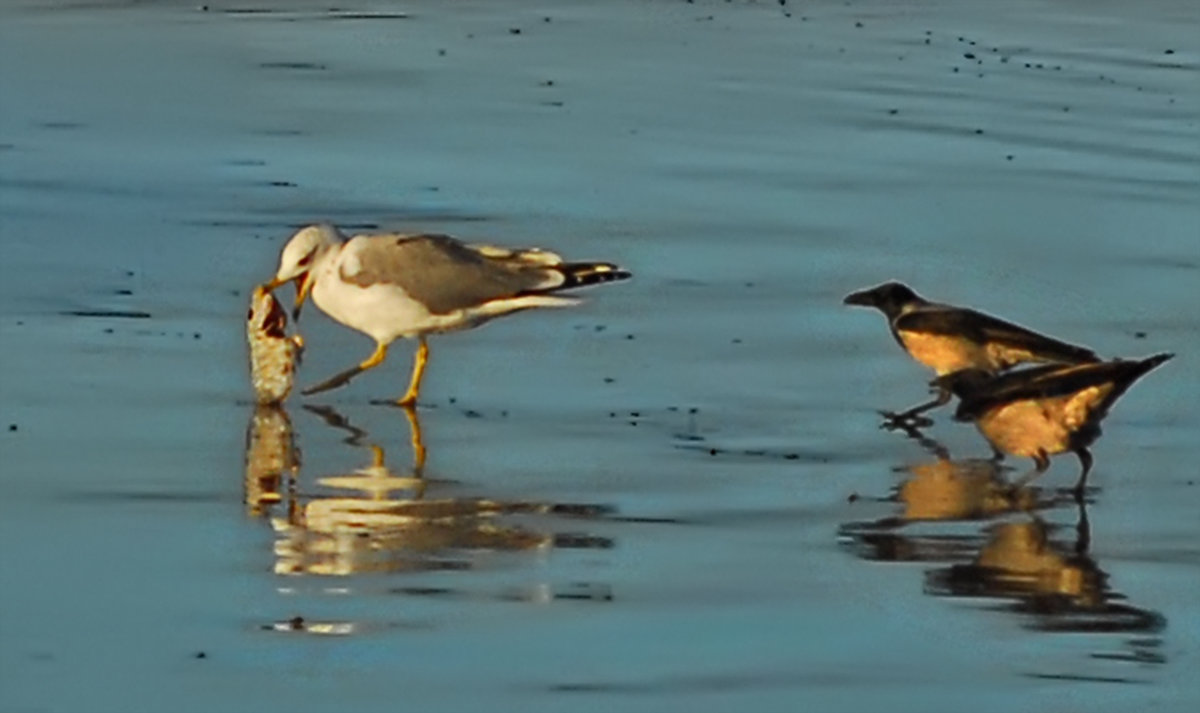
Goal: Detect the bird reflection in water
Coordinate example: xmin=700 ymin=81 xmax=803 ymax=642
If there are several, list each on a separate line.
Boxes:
xmin=243 ymin=403 xmax=616 ymax=581
xmin=840 ymin=425 xmax=1165 ymax=665
xmin=244 ymin=404 xmax=299 ymax=517
xmin=923 ymin=514 xmax=1164 ymax=641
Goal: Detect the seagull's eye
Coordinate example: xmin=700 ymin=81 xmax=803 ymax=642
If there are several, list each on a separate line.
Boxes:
xmin=297 ymin=250 xmax=316 ymax=268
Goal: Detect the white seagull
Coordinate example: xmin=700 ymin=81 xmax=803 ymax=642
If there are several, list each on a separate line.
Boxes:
xmin=263 ymin=223 xmax=630 ymax=406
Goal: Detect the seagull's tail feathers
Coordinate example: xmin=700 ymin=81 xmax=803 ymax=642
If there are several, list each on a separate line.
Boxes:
xmin=555 ymin=261 xmax=633 ymax=291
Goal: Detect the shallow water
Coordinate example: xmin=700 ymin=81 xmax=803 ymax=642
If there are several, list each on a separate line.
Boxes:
xmin=2 ymin=1 xmax=1198 ymax=711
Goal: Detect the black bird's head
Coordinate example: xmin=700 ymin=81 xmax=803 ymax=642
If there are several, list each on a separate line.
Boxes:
xmin=843 ymin=281 xmax=925 ymax=319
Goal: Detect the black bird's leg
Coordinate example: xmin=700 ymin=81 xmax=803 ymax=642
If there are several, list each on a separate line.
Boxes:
xmin=879 ymin=387 xmax=951 ymax=430
xmin=1074 ymin=496 xmax=1091 ymax=556
xmin=1012 ymin=449 xmax=1051 ymax=490
xmin=889 ymin=420 xmax=951 ymax=460
xmin=1071 ymin=447 xmax=1094 ymax=502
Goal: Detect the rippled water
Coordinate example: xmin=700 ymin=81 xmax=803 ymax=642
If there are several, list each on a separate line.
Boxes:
xmin=2 ymin=1 xmax=1197 ymax=711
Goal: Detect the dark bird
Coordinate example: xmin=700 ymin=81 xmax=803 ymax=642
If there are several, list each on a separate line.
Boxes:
xmin=844 ymin=281 xmax=1099 ymax=424
xmin=934 ymin=353 xmax=1173 ymax=499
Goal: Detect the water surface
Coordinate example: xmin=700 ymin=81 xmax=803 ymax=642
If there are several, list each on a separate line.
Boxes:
xmin=1 ymin=1 xmax=1197 ymax=711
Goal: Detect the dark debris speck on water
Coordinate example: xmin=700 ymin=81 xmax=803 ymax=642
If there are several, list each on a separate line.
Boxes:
xmin=63 ymin=310 xmax=152 ymax=319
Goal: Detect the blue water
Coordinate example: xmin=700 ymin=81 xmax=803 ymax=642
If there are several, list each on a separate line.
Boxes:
xmin=2 ymin=1 xmax=1197 ymax=711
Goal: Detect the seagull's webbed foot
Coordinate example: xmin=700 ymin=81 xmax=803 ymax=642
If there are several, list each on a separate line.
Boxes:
xmin=370 ymin=337 xmax=429 ymax=409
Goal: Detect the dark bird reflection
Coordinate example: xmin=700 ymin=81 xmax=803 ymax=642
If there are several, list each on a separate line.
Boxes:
xmin=243 ymin=403 xmax=616 ymax=580
xmin=924 ymin=514 xmax=1165 ymax=638
xmin=839 ymin=426 xmax=1165 ymax=664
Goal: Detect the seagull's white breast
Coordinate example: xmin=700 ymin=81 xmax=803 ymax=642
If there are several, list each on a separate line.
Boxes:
xmin=309 ymin=246 xmax=441 ymax=344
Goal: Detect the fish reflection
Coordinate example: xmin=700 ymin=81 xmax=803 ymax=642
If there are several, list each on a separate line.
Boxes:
xmin=243 ymin=403 xmax=615 ymax=579
xmin=244 ymin=404 xmax=299 ymax=516
xmin=840 ymin=428 xmax=1165 ymax=661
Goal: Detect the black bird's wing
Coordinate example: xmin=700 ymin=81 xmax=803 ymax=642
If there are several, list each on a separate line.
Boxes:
xmin=954 ymin=355 xmax=1172 ymax=420
xmin=895 ymin=306 xmax=1099 ymax=368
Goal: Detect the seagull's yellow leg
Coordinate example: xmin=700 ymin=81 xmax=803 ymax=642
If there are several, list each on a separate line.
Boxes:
xmin=395 ymin=337 xmax=429 ymax=407
xmin=360 ymin=342 xmax=389 ymax=370
xmin=302 ymin=342 xmax=389 ymax=396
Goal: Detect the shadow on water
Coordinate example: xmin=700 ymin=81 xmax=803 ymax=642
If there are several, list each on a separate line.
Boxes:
xmin=838 ymin=425 xmax=1167 ymax=672
xmin=243 ymin=403 xmax=617 ymax=621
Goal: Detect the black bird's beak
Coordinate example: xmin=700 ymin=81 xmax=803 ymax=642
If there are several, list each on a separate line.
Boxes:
xmin=843 ymin=287 xmax=876 ymax=307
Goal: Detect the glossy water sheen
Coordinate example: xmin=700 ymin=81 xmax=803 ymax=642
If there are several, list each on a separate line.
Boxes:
xmin=1 ymin=1 xmax=1197 ymax=711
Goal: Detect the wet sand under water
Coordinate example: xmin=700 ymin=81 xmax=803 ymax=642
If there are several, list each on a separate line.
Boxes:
xmin=1 ymin=1 xmax=1198 ymax=711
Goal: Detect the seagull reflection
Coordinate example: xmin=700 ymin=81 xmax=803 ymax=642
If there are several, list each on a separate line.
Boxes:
xmin=839 ymin=426 xmax=1166 ymax=662
xmin=243 ymin=403 xmax=615 ymax=579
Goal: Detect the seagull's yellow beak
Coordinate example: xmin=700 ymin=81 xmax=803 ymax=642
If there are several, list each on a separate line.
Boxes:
xmin=261 ymin=275 xmax=288 ymax=292
xmin=293 ymin=271 xmax=315 ymax=321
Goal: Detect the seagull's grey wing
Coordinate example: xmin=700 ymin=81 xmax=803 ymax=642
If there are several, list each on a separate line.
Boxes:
xmin=341 ymin=234 xmax=564 ymax=314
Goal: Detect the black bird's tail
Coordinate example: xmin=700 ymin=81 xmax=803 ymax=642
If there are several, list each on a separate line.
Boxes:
xmin=556 ymin=261 xmax=633 ymax=290
xmin=1056 ymin=352 xmax=1174 ymax=407
xmin=942 ymin=352 xmax=1173 ymax=421
xmin=1087 ymin=351 xmax=1174 ymax=418
xmin=1119 ymin=352 xmax=1174 ymax=385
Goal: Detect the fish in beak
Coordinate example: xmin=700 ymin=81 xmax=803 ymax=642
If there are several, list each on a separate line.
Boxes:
xmin=260 ymin=272 xmax=314 ymax=322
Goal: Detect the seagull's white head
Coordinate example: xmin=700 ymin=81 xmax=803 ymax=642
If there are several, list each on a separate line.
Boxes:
xmin=274 ymin=223 xmax=342 ymax=282
xmin=264 ymin=223 xmax=343 ymax=319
